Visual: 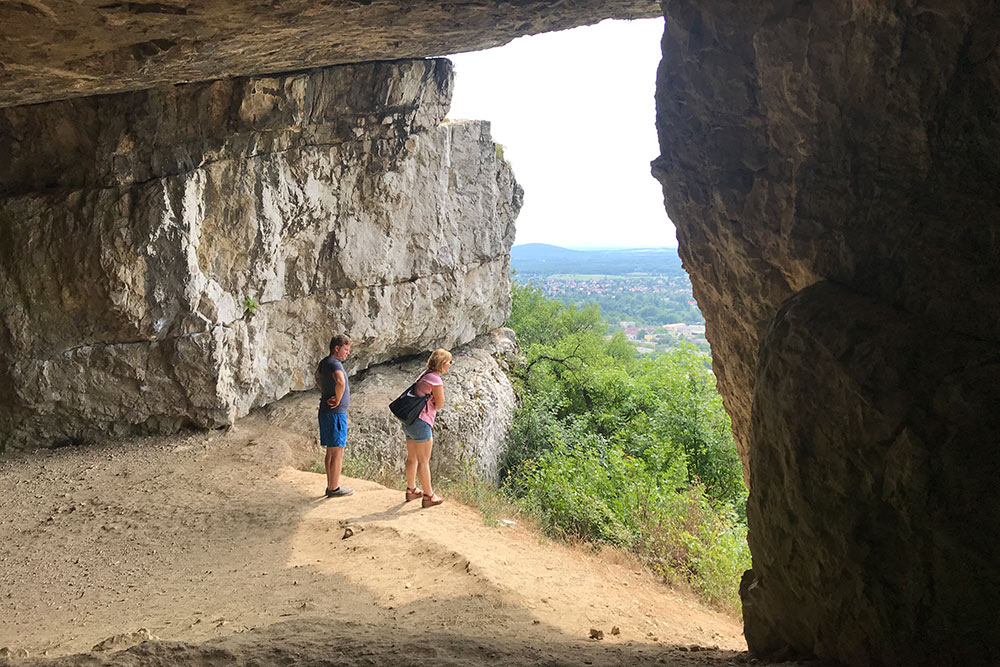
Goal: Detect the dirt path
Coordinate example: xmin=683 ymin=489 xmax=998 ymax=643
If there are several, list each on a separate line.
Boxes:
xmin=0 ymin=403 xmax=805 ymax=666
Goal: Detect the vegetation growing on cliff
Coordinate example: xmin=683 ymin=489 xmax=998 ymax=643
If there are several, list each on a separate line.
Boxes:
xmin=503 ymin=282 xmax=749 ymax=614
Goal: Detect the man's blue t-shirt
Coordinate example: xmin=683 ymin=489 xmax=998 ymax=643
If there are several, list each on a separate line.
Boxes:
xmin=318 ymin=356 xmax=350 ymax=414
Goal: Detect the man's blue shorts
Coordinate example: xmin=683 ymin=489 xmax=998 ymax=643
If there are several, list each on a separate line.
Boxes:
xmin=401 ymin=418 xmax=432 ymax=443
xmin=318 ymin=412 xmax=347 ymax=448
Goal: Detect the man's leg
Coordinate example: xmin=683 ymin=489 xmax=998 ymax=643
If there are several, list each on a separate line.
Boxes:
xmin=324 ymin=445 xmax=341 ymax=491
xmin=325 ymin=414 xmax=353 ymax=497
xmin=327 ymin=445 xmax=344 ymax=491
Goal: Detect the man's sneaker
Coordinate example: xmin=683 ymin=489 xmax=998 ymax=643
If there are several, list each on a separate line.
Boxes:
xmin=326 ymin=486 xmax=354 ymax=498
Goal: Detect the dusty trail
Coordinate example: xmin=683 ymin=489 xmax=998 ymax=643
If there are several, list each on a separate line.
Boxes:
xmin=0 ymin=399 xmax=807 ymax=666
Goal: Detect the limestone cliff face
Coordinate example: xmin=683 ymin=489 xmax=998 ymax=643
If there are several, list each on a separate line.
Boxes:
xmin=654 ymin=1 xmax=1000 ymax=663
xmin=0 ymin=59 xmax=522 ymax=449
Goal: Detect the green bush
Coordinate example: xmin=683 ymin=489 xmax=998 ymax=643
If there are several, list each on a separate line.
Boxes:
xmin=504 ymin=280 xmax=750 ymax=614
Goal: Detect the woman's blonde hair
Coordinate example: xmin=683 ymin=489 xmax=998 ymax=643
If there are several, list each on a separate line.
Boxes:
xmin=427 ymin=348 xmax=452 ymax=373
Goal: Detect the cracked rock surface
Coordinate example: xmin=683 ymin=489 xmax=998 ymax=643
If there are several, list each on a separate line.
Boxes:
xmin=654 ymin=1 xmax=1000 ymax=663
xmin=0 ymin=58 xmax=522 ymax=449
xmin=0 ymin=0 xmax=660 ymax=108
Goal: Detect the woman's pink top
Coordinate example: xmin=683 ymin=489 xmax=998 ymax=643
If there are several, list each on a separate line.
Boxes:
xmin=415 ymin=371 xmax=443 ymax=427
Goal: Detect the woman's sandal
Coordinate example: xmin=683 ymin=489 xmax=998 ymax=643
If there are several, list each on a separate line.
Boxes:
xmin=421 ymin=493 xmax=444 ymax=508
xmin=405 ymin=487 xmax=423 ymax=502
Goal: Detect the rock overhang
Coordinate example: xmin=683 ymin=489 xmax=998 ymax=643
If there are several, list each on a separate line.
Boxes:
xmin=0 ymin=0 xmax=662 ymax=108
xmin=0 ymin=59 xmax=523 ymax=448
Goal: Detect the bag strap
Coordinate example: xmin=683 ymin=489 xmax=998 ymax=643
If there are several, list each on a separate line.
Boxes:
xmin=413 ymin=369 xmax=434 ymax=397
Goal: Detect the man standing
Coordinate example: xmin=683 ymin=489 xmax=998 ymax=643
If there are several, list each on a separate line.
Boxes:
xmin=315 ymin=334 xmax=354 ymax=497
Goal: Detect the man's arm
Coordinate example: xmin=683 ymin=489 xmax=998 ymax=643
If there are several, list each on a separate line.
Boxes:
xmin=314 ymin=369 xmax=321 ymax=389
xmin=328 ymin=370 xmax=346 ymax=408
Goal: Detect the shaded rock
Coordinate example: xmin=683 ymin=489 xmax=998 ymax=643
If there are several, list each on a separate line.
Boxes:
xmin=655 ymin=2 xmax=1000 ymax=663
xmin=0 ymin=1 xmax=661 ymax=108
xmin=654 ymin=0 xmax=1000 ymax=480
xmin=743 ymin=282 xmax=1000 ymax=665
xmin=0 ymin=59 xmax=521 ymax=450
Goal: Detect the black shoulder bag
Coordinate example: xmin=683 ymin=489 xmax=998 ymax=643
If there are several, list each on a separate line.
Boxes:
xmin=389 ymin=372 xmax=431 ymax=425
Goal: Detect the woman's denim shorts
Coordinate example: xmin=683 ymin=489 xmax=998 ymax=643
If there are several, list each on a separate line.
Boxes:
xmin=402 ymin=418 xmax=432 ymax=443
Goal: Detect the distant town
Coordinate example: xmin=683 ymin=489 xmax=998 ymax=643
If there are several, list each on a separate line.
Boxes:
xmin=621 ymin=321 xmax=708 ymax=354
xmin=511 ymin=244 xmax=710 ymax=355
xmin=541 ymin=274 xmax=692 ymax=297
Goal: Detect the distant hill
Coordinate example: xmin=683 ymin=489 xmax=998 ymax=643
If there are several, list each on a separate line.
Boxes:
xmin=511 ymin=244 xmax=685 ymax=277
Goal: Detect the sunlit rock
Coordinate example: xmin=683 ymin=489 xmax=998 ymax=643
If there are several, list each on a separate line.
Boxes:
xmin=0 ymin=59 xmax=522 ymax=449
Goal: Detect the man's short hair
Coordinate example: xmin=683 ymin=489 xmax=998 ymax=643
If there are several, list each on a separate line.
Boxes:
xmin=329 ymin=334 xmax=351 ymax=352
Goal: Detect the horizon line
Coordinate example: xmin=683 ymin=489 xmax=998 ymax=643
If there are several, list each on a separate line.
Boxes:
xmin=513 ymin=242 xmax=679 ymax=250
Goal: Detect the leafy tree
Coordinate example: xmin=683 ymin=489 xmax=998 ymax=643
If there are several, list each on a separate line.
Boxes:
xmin=503 ymin=282 xmax=750 ymax=614
xmin=508 ymin=282 xmax=603 ymax=347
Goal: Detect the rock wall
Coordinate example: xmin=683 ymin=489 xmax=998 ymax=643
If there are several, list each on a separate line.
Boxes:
xmin=654 ymin=1 xmax=1000 ymax=663
xmin=744 ymin=282 xmax=1000 ymax=665
xmin=0 ymin=58 xmax=522 ymax=450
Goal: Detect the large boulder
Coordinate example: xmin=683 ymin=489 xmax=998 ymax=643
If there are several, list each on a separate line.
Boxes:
xmin=0 ymin=59 xmax=522 ymax=450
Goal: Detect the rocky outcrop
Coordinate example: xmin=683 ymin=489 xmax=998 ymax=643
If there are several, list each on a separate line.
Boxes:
xmin=267 ymin=328 xmax=520 ymax=485
xmin=0 ymin=0 xmax=661 ymax=108
xmin=744 ymin=282 xmax=1000 ymax=665
xmin=0 ymin=59 xmax=522 ymax=449
xmin=654 ymin=1 xmax=1000 ymax=663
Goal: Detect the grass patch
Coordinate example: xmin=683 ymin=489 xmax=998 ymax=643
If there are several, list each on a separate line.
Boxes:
xmin=310 ymin=450 xmax=400 ymax=489
xmin=434 ymin=471 xmax=524 ymax=528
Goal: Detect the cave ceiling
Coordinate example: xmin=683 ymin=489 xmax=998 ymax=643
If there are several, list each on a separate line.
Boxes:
xmin=0 ymin=0 xmax=661 ymax=108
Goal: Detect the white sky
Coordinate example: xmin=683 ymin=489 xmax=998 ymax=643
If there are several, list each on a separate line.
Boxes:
xmin=447 ymin=17 xmax=676 ymax=249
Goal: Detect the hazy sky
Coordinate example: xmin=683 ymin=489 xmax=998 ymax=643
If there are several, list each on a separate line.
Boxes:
xmin=447 ymin=18 xmax=675 ymax=249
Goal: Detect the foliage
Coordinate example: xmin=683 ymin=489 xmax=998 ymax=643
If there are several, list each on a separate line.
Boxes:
xmin=495 ymin=143 xmax=511 ymax=169
xmin=503 ymin=282 xmax=749 ymax=614
xmin=507 ymin=281 xmax=603 ymax=348
xmin=552 ymin=288 xmax=704 ymax=327
xmin=243 ymin=296 xmax=260 ymax=315
xmin=433 ymin=459 xmax=524 ymax=528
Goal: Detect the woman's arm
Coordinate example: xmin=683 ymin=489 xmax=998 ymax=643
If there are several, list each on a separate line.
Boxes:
xmin=430 ymin=383 xmax=445 ymax=410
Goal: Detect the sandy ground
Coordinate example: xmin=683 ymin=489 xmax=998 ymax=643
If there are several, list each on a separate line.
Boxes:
xmin=0 ymin=397 xmax=814 ymax=666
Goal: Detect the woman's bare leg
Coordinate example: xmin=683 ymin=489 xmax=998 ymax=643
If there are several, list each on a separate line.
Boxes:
xmin=405 ymin=440 xmax=419 ymax=490
xmin=415 ymin=439 xmax=435 ymax=498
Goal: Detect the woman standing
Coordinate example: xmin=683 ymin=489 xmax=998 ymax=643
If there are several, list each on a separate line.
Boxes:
xmin=403 ymin=348 xmax=452 ymax=508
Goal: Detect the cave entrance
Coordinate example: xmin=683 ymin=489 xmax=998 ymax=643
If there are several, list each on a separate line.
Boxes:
xmin=445 ymin=18 xmax=750 ymax=622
